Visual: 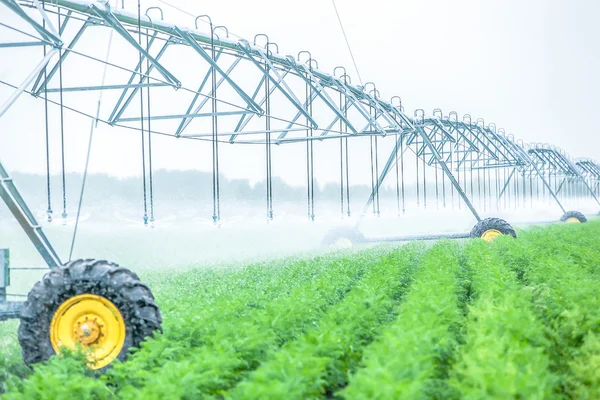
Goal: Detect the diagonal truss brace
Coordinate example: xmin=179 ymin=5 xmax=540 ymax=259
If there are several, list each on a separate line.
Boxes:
xmin=175 ymin=28 xmax=262 ymax=114
xmin=236 ymin=42 xmax=316 ymax=126
xmin=329 ymin=78 xmax=386 ymax=134
xmin=32 ymin=19 xmax=90 ymax=95
xmin=1 ymin=0 xmax=62 ymax=47
xmin=286 ymin=61 xmax=357 ymax=134
xmin=109 ymin=36 xmax=169 ymax=123
xmin=231 ymin=69 xmax=293 ymax=142
xmin=91 ymin=3 xmax=180 ymax=88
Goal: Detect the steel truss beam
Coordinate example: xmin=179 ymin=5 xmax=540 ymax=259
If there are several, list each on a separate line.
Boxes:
xmin=0 ymin=0 xmax=597 ymax=251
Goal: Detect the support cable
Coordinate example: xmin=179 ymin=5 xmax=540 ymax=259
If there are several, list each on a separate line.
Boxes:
xmin=511 ymin=168 xmax=516 ymax=209
xmin=146 ymin=26 xmax=155 ymax=226
xmin=207 ymin=19 xmax=221 ymax=225
xmin=400 ymin=133 xmax=405 ymax=214
xmin=449 ymin=144 xmax=454 ymax=209
xmin=487 ymin=168 xmax=492 ymax=211
xmin=69 ymin=5 xmax=116 ymax=260
xmin=495 ymin=168 xmax=500 ymax=211
xmin=57 ymin=8 xmax=67 ymax=223
xmin=330 ymin=0 xmax=363 ymax=86
xmin=456 ymin=142 xmax=461 ymax=210
xmin=344 ymin=76 xmax=350 ymax=217
xmin=395 ymin=132 xmax=400 ymax=216
xmin=416 ymin=135 xmax=420 ymax=208
xmin=503 ymin=167 xmax=508 ymax=209
xmin=462 ymin=145 xmax=467 ymax=210
xmin=137 ymin=0 xmax=148 ymax=226
xmin=369 ymin=121 xmax=375 ymax=215
xmin=214 ymin=34 xmax=221 ymax=223
xmin=422 ymin=140 xmax=427 ymax=210
xmin=469 ymin=133 xmax=474 ymax=202
xmin=345 ymin=137 xmax=350 ymax=216
xmin=339 ymin=89 xmax=344 ymax=217
xmin=308 ymin=81 xmax=314 ymax=221
xmin=265 ymin=51 xmax=273 ymax=221
xmin=529 ymin=173 xmax=533 ymax=208
xmin=375 ymin=136 xmax=380 ymax=216
xmin=434 ymin=156 xmax=439 ymax=209
xmin=42 ymin=0 xmax=53 ymax=223
xmin=442 ymin=154 xmax=447 ymax=208
xmin=477 ymin=162 xmax=481 ymax=209
xmin=522 ymin=169 xmax=526 ymax=208
xmin=305 ymin=76 xmax=311 ymax=220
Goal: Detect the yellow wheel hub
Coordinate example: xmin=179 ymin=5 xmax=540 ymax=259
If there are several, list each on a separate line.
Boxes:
xmin=481 ymin=229 xmax=503 ymax=243
xmin=50 ymin=294 xmax=126 ymax=370
xmin=565 ymin=217 xmax=581 ymax=224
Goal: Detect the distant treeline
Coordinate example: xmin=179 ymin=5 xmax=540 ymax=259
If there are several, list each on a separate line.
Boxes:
xmin=7 ymin=170 xmax=431 ymax=210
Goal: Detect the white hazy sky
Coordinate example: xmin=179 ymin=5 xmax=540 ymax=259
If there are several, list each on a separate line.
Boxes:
xmin=0 ymin=0 xmax=599 ymax=187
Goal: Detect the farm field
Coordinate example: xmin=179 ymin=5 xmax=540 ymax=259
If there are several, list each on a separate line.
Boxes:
xmin=1 ymin=221 xmax=600 ymax=399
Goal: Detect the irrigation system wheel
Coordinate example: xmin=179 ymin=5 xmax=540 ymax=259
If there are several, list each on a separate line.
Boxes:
xmin=18 ymin=259 xmax=162 ymax=371
xmin=470 ymin=218 xmax=517 ymax=243
xmin=560 ymin=210 xmax=587 ymax=224
xmin=322 ymin=227 xmax=366 ymax=247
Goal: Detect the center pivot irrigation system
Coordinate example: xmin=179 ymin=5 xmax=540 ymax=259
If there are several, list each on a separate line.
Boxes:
xmin=0 ymin=0 xmax=599 ymax=370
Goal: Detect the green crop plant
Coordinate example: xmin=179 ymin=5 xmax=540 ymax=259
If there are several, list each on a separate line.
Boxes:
xmin=496 ymin=223 xmax=600 ymax=399
xmin=3 ymin=348 xmax=111 ymax=399
xmin=107 ymin=254 xmax=344 ymax=382
xmin=341 ymin=241 xmax=466 ymax=400
xmin=107 ymin=250 xmax=383 ymax=399
xmin=227 ymin=243 xmax=425 ymax=399
xmin=448 ymin=239 xmax=558 ymax=399
xmin=2 ymin=221 xmax=600 ymax=399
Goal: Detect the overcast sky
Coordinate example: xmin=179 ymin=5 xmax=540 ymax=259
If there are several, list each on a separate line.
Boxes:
xmin=0 ymin=0 xmax=599 ymax=187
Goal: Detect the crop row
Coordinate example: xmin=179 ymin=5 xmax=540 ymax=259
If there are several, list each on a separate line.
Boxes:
xmin=342 ymin=241 xmax=466 ymax=399
xmin=5 ymin=251 xmax=386 ymax=398
xmin=448 ymin=239 xmax=557 ymax=399
xmin=497 ymin=225 xmax=600 ymax=399
xmin=228 ymin=243 xmax=425 ymax=399
xmin=2 ymin=222 xmax=600 ymax=399
xmin=107 ymin=250 xmax=383 ymax=398
xmin=111 ymin=255 xmax=349 ymax=380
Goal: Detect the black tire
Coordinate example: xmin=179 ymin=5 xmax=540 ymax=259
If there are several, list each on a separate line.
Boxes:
xmin=18 ymin=259 xmax=161 ymax=370
xmin=470 ymin=217 xmax=517 ymax=240
xmin=322 ymin=227 xmax=366 ymax=246
xmin=559 ymin=210 xmax=587 ymax=223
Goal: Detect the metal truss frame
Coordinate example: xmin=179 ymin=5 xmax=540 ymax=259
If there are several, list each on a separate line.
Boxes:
xmin=1 ymin=0 xmax=599 ymax=319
